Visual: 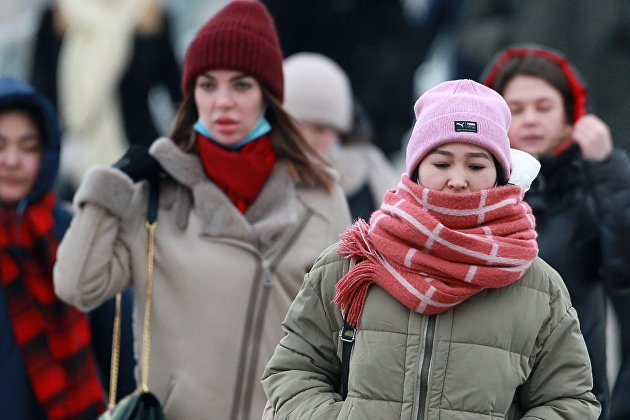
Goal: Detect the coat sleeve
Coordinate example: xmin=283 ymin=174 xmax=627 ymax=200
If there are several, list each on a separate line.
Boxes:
xmin=327 ymin=184 xmax=352 ymax=237
xmin=519 ymin=298 xmax=601 ymax=418
xmin=585 ymin=149 xmax=630 ymax=291
xmin=53 ymin=166 xmax=140 ymax=311
xmin=262 ymin=254 xmax=348 ymax=419
xmin=365 ymin=145 xmax=400 ymax=206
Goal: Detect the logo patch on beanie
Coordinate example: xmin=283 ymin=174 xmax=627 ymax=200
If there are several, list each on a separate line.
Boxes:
xmin=454 ymin=121 xmax=478 ymax=133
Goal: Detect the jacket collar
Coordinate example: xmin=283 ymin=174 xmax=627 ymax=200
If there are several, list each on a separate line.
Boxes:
xmin=149 ymin=137 xmax=299 ymax=249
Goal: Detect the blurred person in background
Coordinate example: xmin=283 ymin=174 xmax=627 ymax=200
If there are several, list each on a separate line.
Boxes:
xmin=458 ymin=0 xmax=630 ymax=154
xmin=0 ymin=77 xmax=106 ymax=419
xmin=264 ymin=0 xmax=421 ymax=159
xmin=30 ymin=0 xmax=182 ymax=199
xmin=483 ymin=44 xmax=630 ymax=420
xmin=53 ymin=1 xmax=350 ymax=419
xmin=283 ymin=52 xmax=399 ymax=221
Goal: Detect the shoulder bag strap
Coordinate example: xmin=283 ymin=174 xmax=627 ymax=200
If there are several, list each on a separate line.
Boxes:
xmin=108 ymin=178 xmax=160 ymax=407
xmin=338 ymin=318 xmax=356 ymax=400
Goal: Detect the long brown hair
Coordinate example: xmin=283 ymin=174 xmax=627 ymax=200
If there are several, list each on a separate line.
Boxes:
xmin=169 ymin=84 xmax=336 ymax=192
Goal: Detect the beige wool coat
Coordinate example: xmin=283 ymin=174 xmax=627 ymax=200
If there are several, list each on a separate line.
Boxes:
xmin=53 ymin=137 xmax=351 ymax=420
xmin=262 ymin=244 xmax=601 ymax=419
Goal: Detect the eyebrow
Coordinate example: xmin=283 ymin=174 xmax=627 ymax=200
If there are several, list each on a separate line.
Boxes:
xmin=429 ymin=149 xmax=491 ymax=160
xmin=0 ymin=133 xmax=40 ymax=142
xmin=507 ymin=97 xmax=555 ymax=105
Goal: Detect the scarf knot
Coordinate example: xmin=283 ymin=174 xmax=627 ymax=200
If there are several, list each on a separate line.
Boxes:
xmin=333 ymin=175 xmax=538 ymax=327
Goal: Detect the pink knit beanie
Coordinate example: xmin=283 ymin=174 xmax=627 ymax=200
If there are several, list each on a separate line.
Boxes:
xmin=405 ymin=79 xmax=511 ymax=178
xmin=182 ymin=0 xmax=284 ymax=101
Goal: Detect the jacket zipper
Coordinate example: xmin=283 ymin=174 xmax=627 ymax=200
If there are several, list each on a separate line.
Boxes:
xmin=229 ymin=253 xmax=264 ymax=420
xmin=226 ymin=209 xmax=315 ymax=420
xmin=415 ymin=315 xmax=436 ymax=420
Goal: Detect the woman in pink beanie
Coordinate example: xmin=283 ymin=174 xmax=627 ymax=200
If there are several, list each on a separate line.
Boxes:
xmin=262 ymin=79 xmax=600 ymax=419
xmin=53 ymin=1 xmax=351 ymax=419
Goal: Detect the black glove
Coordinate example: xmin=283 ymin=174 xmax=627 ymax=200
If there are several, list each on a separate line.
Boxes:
xmin=113 ymin=145 xmax=164 ymax=182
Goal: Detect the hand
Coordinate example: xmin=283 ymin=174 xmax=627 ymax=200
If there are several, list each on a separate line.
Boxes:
xmin=573 ymin=114 xmax=613 ymax=161
xmin=113 ymin=146 xmax=163 ymax=182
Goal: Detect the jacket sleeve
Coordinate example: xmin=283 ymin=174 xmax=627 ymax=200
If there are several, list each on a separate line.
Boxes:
xmin=519 ymin=299 xmax=601 ymax=418
xmin=585 ymin=149 xmax=630 ymax=291
xmin=262 ymin=256 xmax=347 ymax=419
xmin=53 ymin=166 xmax=140 ymax=311
xmin=365 ymin=145 xmax=400 ymax=206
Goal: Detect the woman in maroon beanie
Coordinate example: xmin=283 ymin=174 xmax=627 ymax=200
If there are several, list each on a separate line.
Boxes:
xmin=53 ymin=1 xmax=351 ymax=419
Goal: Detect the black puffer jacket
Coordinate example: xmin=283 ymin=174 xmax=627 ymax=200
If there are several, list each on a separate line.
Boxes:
xmin=483 ymin=46 xmax=630 ymax=419
xmin=528 ymin=143 xmax=630 ymax=412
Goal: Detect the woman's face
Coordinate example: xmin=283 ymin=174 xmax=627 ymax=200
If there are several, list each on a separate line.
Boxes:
xmin=298 ymin=121 xmax=338 ymax=153
xmin=194 ymin=69 xmax=264 ymax=146
xmin=502 ymin=75 xmax=573 ymax=156
xmin=0 ymin=111 xmax=42 ymax=205
xmin=417 ymin=142 xmax=497 ymax=193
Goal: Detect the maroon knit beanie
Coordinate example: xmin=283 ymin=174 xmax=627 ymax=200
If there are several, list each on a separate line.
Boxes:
xmin=182 ymin=0 xmax=284 ymax=102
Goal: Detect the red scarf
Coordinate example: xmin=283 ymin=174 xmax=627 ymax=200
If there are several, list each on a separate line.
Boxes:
xmin=197 ymin=133 xmax=277 ymax=213
xmin=0 ymin=193 xmax=105 ymax=419
xmin=333 ymin=175 xmax=539 ymax=327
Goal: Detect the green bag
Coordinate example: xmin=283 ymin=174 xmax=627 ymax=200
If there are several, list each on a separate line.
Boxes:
xmin=99 ymin=179 xmax=164 ymax=420
xmin=99 ymin=391 xmax=164 ymax=420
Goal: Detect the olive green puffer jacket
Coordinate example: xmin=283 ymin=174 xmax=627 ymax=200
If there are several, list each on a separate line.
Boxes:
xmin=262 ymin=244 xmax=600 ymax=419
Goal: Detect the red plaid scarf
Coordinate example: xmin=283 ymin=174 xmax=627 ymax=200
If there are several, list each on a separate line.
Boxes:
xmin=0 ymin=192 xmax=105 ymax=419
xmin=334 ymin=175 xmax=539 ymax=327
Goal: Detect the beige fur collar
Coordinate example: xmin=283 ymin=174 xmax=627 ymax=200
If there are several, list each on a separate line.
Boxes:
xmin=150 ymin=137 xmax=300 ymax=249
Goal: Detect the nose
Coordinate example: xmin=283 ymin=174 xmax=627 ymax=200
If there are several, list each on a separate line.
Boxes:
xmin=447 ymin=173 xmax=468 ymax=192
xmin=215 ymin=85 xmax=234 ymax=108
xmin=1 ymin=147 xmax=20 ymax=167
xmin=521 ymin=106 xmax=539 ymax=125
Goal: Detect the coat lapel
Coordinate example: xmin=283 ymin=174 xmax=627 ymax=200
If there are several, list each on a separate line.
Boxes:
xmin=150 ymin=137 xmax=299 ymax=249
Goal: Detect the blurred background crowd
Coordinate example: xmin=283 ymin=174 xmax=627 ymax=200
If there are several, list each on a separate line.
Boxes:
xmin=1 ymin=0 xmax=629 ymax=418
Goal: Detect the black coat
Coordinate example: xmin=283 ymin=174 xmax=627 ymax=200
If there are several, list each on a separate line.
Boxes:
xmin=526 ymin=144 xmax=630 ymax=416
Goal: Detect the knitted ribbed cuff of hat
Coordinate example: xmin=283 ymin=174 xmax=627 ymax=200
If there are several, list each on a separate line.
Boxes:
xmin=405 ymin=79 xmax=512 ymax=178
xmin=73 ymin=166 xmax=136 ymax=219
xmin=182 ymin=0 xmax=284 ymax=100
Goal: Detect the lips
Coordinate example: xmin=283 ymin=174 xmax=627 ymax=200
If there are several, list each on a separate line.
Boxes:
xmin=0 ymin=176 xmax=23 ymax=185
xmin=519 ymin=135 xmax=543 ymax=144
xmin=214 ymin=117 xmax=239 ymax=135
xmin=215 ymin=117 xmax=237 ymax=124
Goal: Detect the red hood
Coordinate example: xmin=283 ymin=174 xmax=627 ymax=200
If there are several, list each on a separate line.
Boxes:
xmin=480 ymin=44 xmax=588 ymax=124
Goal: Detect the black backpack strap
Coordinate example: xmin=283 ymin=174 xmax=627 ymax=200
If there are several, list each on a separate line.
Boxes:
xmin=338 ymin=318 xmax=356 ymax=400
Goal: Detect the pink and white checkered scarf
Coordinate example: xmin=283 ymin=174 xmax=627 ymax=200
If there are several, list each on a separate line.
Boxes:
xmin=333 ymin=175 xmax=539 ymax=327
